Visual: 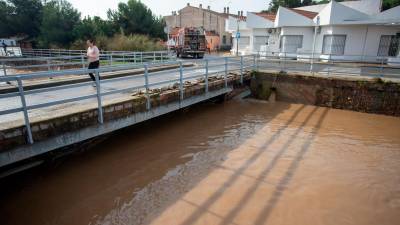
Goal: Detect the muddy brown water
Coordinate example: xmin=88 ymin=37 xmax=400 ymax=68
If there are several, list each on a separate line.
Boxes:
xmin=1 ymin=100 xmax=400 ymax=225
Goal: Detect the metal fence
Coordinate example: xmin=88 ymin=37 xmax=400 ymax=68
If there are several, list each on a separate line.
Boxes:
xmin=0 ymin=55 xmax=256 ymax=144
xmin=0 ymin=50 xmax=176 ymax=76
xmin=21 ymin=48 xmax=170 ymax=58
xmin=257 ymin=51 xmax=400 ymax=78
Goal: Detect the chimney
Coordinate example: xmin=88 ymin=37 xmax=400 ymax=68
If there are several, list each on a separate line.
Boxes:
xmin=240 ymin=11 xmax=243 ymax=17
xmin=227 ymin=7 xmax=230 ymax=14
xmin=207 ymin=6 xmax=210 ymax=10
xmin=199 ymin=4 xmax=202 ymax=9
xmin=224 ymin=7 xmax=226 ymax=14
xmin=238 ymin=11 xmax=240 ymax=17
xmin=187 ymin=3 xmax=190 ymax=6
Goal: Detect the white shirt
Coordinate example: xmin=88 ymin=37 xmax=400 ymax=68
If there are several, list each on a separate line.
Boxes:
xmin=87 ymin=46 xmax=100 ymax=62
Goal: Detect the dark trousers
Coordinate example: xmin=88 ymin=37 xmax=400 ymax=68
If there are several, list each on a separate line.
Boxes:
xmin=88 ymin=60 xmax=100 ymax=81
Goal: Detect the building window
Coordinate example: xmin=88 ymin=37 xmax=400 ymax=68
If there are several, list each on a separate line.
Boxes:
xmin=322 ymin=35 xmax=346 ymax=55
xmin=280 ymin=35 xmax=303 ymax=53
xmin=254 ymin=36 xmax=269 ymax=51
xmin=223 ymin=35 xmax=226 ymax=44
xmin=378 ymin=35 xmax=400 ymax=57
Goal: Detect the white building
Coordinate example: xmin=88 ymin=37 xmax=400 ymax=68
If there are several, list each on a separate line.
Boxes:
xmin=226 ymin=0 xmax=400 ymax=63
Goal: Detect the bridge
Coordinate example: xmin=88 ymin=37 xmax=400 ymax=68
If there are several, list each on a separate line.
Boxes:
xmin=0 ymin=55 xmax=255 ymax=169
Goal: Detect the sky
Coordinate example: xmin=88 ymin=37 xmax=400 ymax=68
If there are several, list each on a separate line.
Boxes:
xmin=67 ymin=0 xmax=270 ymax=19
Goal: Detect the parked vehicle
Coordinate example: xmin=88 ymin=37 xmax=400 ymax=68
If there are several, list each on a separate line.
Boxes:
xmin=176 ymin=27 xmax=206 ymax=59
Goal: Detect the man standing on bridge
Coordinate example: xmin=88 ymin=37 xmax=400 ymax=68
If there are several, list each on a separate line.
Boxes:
xmin=2 ymin=41 xmax=7 ymax=56
xmin=86 ymin=39 xmax=100 ymax=87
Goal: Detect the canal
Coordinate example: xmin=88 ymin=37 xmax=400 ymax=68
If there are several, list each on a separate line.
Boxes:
xmin=1 ymin=99 xmax=400 ymax=225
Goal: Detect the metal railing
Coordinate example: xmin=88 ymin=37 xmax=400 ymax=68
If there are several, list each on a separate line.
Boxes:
xmin=0 ymin=55 xmax=256 ymax=144
xmin=257 ymin=51 xmax=400 ymax=78
xmin=0 ymin=50 xmax=176 ymax=76
xmin=21 ymin=48 xmax=170 ymax=57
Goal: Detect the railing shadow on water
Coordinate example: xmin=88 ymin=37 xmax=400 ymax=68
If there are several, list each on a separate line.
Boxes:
xmin=134 ymin=105 xmax=330 ymax=225
xmin=126 ymin=104 xmax=314 ymax=225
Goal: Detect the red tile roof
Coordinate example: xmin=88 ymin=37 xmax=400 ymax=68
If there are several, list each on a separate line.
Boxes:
xmin=288 ymin=8 xmax=318 ymax=19
xmin=255 ymin=13 xmax=276 ymax=22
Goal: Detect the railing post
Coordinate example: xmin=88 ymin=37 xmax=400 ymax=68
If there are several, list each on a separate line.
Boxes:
xmin=47 ymin=59 xmax=51 ymax=72
xmin=109 ymin=55 xmax=113 ymax=66
xmin=240 ymin=56 xmax=244 ymax=84
xmin=253 ymin=54 xmax=257 ymax=71
xmin=153 ymin=52 xmax=156 ymax=62
xmin=17 ymin=78 xmax=34 ymax=144
xmin=380 ymin=57 xmax=385 ymax=78
xmin=205 ymin=59 xmax=209 ymax=93
xmin=144 ymin=64 xmax=151 ymax=110
xmin=224 ymin=57 xmax=228 ymax=88
xmin=328 ymin=54 xmax=332 ymax=76
xmin=179 ymin=61 xmax=184 ymax=101
xmin=95 ymin=71 xmax=103 ymax=124
xmin=81 ymin=55 xmax=85 ymax=69
xmin=283 ymin=52 xmax=286 ymax=71
xmin=327 ymin=61 xmax=331 ymax=76
xmin=2 ymin=62 xmax=6 ymax=77
xmin=141 ymin=52 xmax=143 ymax=64
xmin=160 ymin=52 xmax=163 ymax=63
xmin=134 ymin=53 xmax=137 ymax=64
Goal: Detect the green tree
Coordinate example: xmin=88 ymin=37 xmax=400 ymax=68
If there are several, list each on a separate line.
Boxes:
xmin=73 ymin=16 xmax=115 ymax=40
xmin=108 ymin=0 xmax=166 ymax=39
xmin=0 ymin=1 xmax=14 ymax=37
xmin=38 ymin=0 xmax=81 ymax=47
xmin=0 ymin=0 xmax=43 ymax=38
xmin=267 ymin=0 xmax=314 ymax=12
xmin=382 ymin=0 xmax=400 ymax=10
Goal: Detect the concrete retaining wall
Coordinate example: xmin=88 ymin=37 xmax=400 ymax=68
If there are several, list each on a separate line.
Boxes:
xmin=251 ymin=72 xmax=400 ymax=116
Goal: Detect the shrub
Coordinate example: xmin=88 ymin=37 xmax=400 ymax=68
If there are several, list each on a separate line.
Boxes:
xmin=70 ymin=34 xmax=165 ymax=52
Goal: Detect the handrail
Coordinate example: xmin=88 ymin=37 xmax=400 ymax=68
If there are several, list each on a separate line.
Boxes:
xmin=1 ymin=50 xmax=176 ymax=76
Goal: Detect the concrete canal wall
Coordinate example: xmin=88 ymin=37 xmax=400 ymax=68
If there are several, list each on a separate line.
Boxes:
xmin=251 ymin=72 xmax=400 ymax=116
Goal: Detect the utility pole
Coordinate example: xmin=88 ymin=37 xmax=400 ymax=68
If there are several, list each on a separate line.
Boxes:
xmin=310 ymin=16 xmax=320 ymax=72
xmin=236 ymin=11 xmax=244 ymax=56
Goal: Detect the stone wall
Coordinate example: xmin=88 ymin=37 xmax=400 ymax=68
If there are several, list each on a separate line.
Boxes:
xmin=251 ymin=72 xmax=400 ymax=116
